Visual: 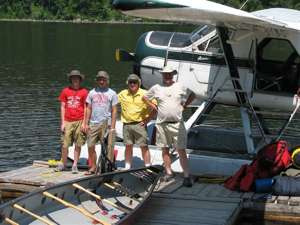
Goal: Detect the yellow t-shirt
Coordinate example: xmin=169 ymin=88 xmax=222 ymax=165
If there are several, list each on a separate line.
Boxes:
xmin=118 ymin=88 xmax=152 ymax=123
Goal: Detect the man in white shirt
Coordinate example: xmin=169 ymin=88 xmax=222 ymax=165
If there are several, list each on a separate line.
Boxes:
xmin=143 ymin=65 xmax=195 ymax=187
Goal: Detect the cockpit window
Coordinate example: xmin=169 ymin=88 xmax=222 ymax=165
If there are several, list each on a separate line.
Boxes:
xmin=149 ymin=31 xmax=191 ymax=47
xmin=149 ymin=26 xmax=214 ymax=48
xmin=261 ymin=39 xmax=295 ymax=62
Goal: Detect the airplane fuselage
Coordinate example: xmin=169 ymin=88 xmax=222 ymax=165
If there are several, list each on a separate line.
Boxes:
xmin=131 ymin=27 xmax=300 ymax=112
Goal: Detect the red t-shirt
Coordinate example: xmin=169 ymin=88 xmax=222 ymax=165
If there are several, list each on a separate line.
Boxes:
xmin=59 ymin=87 xmax=88 ymax=122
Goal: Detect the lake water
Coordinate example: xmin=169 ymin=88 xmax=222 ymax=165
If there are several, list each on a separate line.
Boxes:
xmin=0 ymin=21 xmax=195 ymax=172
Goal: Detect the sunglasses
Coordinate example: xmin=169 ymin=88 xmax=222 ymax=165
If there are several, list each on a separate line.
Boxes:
xmin=128 ymin=80 xmax=138 ymax=84
xmin=96 ymin=78 xmax=107 ymax=81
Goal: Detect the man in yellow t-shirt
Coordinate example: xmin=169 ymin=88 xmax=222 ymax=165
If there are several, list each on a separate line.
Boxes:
xmin=118 ymin=74 xmax=155 ymax=169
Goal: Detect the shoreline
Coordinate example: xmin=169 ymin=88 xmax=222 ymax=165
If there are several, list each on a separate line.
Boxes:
xmin=0 ymin=18 xmax=174 ymax=25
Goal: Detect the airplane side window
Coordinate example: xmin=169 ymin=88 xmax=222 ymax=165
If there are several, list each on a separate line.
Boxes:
xmin=256 ymin=38 xmax=299 ymax=93
xmin=149 ymin=31 xmax=191 ymax=48
xmin=261 ymin=39 xmax=294 ymax=62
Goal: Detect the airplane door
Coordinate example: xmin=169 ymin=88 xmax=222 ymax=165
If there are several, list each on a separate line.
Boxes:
xmin=175 ymin=35 xmax=255 ymax=105
xmin=175 ymin=36 xmax=228 ymax=102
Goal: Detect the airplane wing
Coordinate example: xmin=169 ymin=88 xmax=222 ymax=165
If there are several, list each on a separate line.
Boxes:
xmin=112 ymin=0 xmax=300 ymax=32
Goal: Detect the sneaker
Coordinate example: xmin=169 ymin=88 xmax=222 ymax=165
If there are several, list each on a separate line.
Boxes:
xmin=72 ymin=165 xmax=79 ymax=174
xmin=161 ymin=173 xmax=175 ymax=182
xmin=54 ymin=163 xmax=66 ymax=172
xmin=182 ymin=176 xmax=193 ymax=187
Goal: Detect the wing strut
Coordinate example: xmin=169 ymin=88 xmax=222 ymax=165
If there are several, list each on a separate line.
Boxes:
xmin=217 ymin=26 xmax=267 ymax=153
xmin=217 ymin=27 xmax=246 ymax=105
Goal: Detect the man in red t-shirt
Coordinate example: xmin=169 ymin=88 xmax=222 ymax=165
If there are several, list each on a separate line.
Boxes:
xmin=56 ymin=70 xmax=88 ymax=173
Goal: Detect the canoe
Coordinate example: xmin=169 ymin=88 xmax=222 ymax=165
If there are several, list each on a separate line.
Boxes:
xmin=0 ymin=166 xmax=162 ymax=225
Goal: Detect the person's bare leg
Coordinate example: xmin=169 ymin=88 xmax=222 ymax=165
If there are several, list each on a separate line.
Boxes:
xmin=141 ymin=145 xmax=151 ymax=166
xmin=177 ymin=149 xmax=190 ymax=177
xmin=125 ymin=144 xmax=133 ymax=169
xmin=162 ymin=147 xmax=172 ymax=175
xmin=88 ymin=145 xmax=97 ymax=171
xmin=73 ymin=145 xmax=81 ymax=166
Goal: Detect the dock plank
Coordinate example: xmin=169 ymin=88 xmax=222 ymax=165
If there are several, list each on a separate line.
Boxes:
xmin=135 ymin=193 xmax=241 ymax=225
xmin=155 ymin=176 xmax=183 ymax=193
xmin=136 ymin=180 xmax=242 ymax=225
xmin=0 ymin=164 xmax=88 ymax=196
xmin=289 ymin=196 xmax=300 ymax=206
xmin=277 ymin=196 xmax=290 ymax=204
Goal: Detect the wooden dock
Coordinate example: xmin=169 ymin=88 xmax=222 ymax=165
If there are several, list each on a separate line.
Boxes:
xmin=0 ymin=161 xmax=87 ymax=199
xmin=136 ymin=176 xmax=242 ymax=225
xmin=135 ymin=176 xmax=300 ymax=225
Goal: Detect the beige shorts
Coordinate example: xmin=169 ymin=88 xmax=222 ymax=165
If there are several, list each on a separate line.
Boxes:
xmin=87 ymin=122 xmax=108 ymax=147
xmin=156 ymin=121 xmax=187 ymax=149
xmin=61 ymin=120 xmax=86 ymax=148
xmin=123 ymin=123 xmax=148 ymax=146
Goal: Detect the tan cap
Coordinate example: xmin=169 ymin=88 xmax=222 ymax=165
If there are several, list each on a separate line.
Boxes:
xmin=95 ymin=71 xmax=109 ymax=80
xmin=67 ymin=70 xmax=84 ymax=80
xmin=127 ymin=74 xmax=141 ymax=85
xmin=159 ymin=65 xmax=177 ymax=75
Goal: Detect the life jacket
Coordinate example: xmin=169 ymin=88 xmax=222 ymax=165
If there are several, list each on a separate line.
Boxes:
xmin=224 ymin=140 xmax=292 ymax=192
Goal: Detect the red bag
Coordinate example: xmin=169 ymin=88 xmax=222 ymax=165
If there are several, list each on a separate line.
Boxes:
xmin=257 ymin=140 xmax=292 ymax=177
xmin=240 ymin=161 xmax=258 ymax=192
xmin=224 ymin=140 xmax=292 ymax=192
xmin=224 ymin=164 xmax=247 ymax=191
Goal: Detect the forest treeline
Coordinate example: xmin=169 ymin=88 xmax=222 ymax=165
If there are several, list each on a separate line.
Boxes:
xmin=0 ymin=0 xmax=299 ymax=21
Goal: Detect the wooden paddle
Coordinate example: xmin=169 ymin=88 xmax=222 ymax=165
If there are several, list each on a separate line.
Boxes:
xmin=107 ymin=130 xmax=116 ymax=162
xmin=43 ymin=191 xmax=111 ymax=225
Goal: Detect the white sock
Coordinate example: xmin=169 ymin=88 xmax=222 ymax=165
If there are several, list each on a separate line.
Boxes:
xmin=125 ymin=163 xmax=131 ymax=169
xmin=145 ymin=163 xmax=151 ymax=167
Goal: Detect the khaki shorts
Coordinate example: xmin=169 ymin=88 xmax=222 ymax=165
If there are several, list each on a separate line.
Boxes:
xmin=156 ymin=121 xmax=187 ymax=149
xmin=61 ymin=120 xmax=86 ymax=148
xmin=123 ymin=123 xmax=148 ymax=146
xmin=87 ymin=122 xmax=108 ymax=147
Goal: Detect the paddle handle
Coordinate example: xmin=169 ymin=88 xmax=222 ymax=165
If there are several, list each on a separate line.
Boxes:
xmin=43 ymin=191 xmax=111 ymax=225
xmin=13 ymin=204 xmax=55 ymax=225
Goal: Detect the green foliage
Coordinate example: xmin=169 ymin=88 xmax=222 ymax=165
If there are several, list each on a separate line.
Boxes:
xmin=0 ymin=0 xmax=299 ymax=21
xmin=0 ymin=0 xmax=127 ymax=21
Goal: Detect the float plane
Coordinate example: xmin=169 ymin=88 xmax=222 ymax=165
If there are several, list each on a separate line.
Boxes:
xmin=112 ymin=0 xmax=300 ymax=154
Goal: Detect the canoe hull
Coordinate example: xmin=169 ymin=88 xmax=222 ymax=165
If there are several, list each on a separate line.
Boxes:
xmin=0 ymin=166 xmax=162 ymax=225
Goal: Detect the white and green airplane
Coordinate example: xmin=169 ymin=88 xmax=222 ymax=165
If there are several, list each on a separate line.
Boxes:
xmin=113 ymin=0 xmax=300 ymax=153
